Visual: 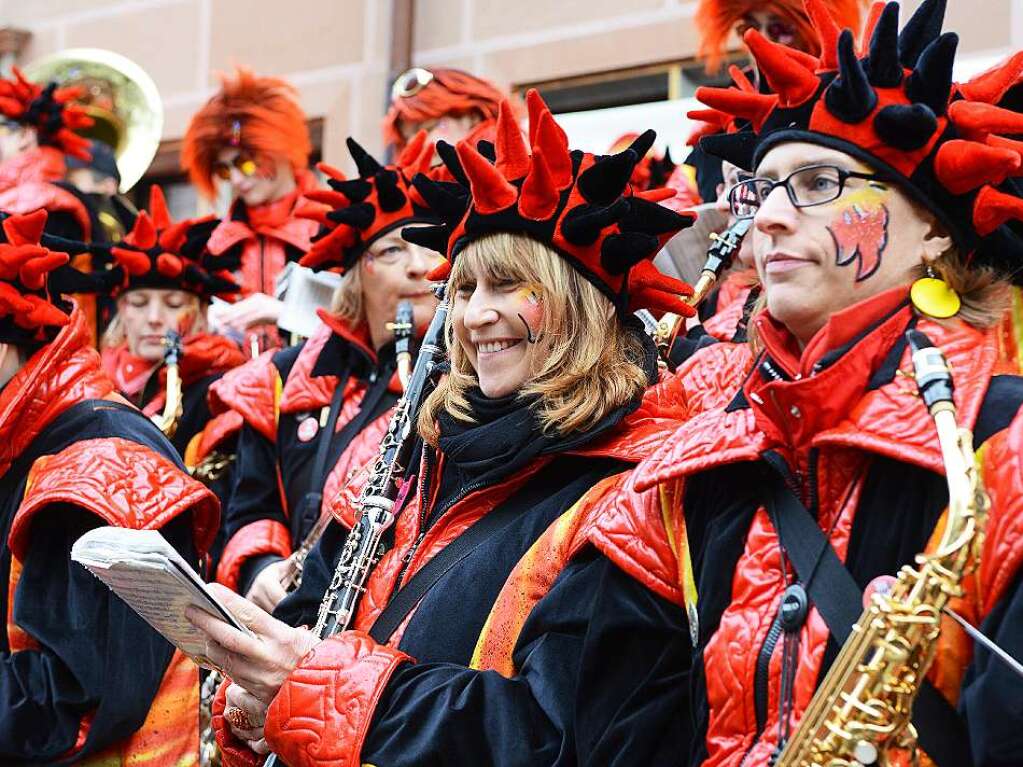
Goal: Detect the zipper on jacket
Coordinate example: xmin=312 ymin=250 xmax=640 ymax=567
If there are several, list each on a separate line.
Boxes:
xmin=738 ymin=611 xmax=783 ymax=767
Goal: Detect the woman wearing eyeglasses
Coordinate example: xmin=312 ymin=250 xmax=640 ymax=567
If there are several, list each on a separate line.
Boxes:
xmin=208 ymin=135 xmax=443 ymax=614
xmin=570 ymin=3 xmax=1023 ymax=765
xmin=182 ymin=66 xmax=319 ymax=352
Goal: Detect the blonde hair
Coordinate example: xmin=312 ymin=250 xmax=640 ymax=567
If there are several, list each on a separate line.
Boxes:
xmin=418 ymin=232 xmax=650 ymax=445
xmin=330 ymin=262 xmax=366 ymax=326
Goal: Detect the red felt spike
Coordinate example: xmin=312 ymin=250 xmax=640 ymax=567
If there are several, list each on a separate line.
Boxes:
xmin=2 ymin=209 xmax=48 ymax=247
xmin=20 ymin=295 xmax=68 ymax=329
xmin=408 ymin=132 xmax=436 ymax=178
xmin=533 ymin=110 xmax=573 ymax=189
xmin=987 ymin=134 xmax=1023 ymax=157
xmin=303 ymin=189 xmax=350 ymax=208
xmin=948 ymin=100 xmax=1023 ymax=141
xmin=519 ymin=152 xmax=559 ymax=221
xmin=159 ymin=220 xmax=191 ymax=254
xmin=427 ymin=260 xmax=452 ymax=282
xmin=859 ymin=2 xmax=886 ymax=57
xmin=934 ymin=140 xmax=1022 ymax=196
xmin=295 ymin=199 xmax=336 ymax=225
xmin=495 ymin=100 xmax=530 ymax=181
xmin=456 ymin=141 xmax=518 ymax=214
xmin=125 ymin=211 xmax=159 ymax=251
xmin=156 ymin=253 xmax=183 ymax=278
xmin=803 ymin=0 xmax=842 ymax=70
xmin=695 ymin=86 xmax=778 ymax=131
xmin=687 ymin=108 xmax=732 ymax=128
xmin=147 ymin=186 xmax=172 ymax=230
xmin=744 ymin=29 xmax=820 ymax=107
xmin=316 ymin=161 xmax=347 ymax=182
xmin=111 ymin=246 xmax=153 ymax=276
xmin=974 ymin=184 xmax=1023 ymax=235
xmin=729 ymin=65 xmax=755 ymax=93
xmin=525 ymin=89 xmax=547 ymax=146
xmin=20 ymin=252 xmax=68 ymax=291
xmin=0 ymin=283 xmax=30 ymax=316
xmin=958 ymin=50 xmax=1023 ymax=105
xmin=299 ymin=225 xmax=358 ymax=270
xmin=397 ymin=129 xmax=428 ymax=168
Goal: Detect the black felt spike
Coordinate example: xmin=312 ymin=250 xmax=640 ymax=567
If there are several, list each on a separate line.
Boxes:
xmin=180 ymin=218 xmax=220 ymax=259
xmin=412 ymin=174 xmax=469 ymax=223
xmin=867 ymin=2 xmax=903 ymax=88
xmin=327 ymin=202 xmax=375 ymax=229
xmin=578 ymin=149 xmax=638 ymax=205
xmin=375 ymin=169 xmax=408 ymax=213
xmin=620 ymin=197 xmax=691 ymax=236
xmin=560 ymin=199 xmax=629 ymax=245
xmin=600 ymin=232 xmax=659 ymax=275
xmin=436 ymin=140 xmax=469 ymax=187
xmin=400 ymin=223 xmax=450 ymax=255
xmin=346 ymin=137 xmax=383 ymax=177
xmin=328 ymin=178 xmax=373 ymax=202
xmin=476 ymin=140 xmax=497 ymax=162
xmin=825 ymin=30 xmax=878 ymax=124
xmin=898 ymin=0 xmax=947 ymax=68
xmin=627 ymin=129 xmax=657 ymax=161
xmin=699 ymin=130 xmax=758 ymax=172
xmin=906 ymin=32 xmax=958 ymax=116
xmin=873 ymin=104 xmax=939 ymax=151
xmin=879 ymin=104 xmax=940 ymax=151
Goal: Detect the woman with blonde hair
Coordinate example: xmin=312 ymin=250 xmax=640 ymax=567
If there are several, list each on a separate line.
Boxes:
xmin=190 ymin=93 xmax=698 ymax=766
xmin=207 ymin=134 xmax=442 ymax=612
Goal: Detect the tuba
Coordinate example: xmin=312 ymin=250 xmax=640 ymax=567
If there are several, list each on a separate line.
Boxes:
xmin=23 ymin=48 xmax=163 ymax=194
xmin=775 ymin=329 xmax=989 ymax=767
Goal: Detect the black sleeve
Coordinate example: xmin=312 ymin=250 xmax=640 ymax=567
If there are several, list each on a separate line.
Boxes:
xmin=959 ymin=570 xmax=1023 ymax=767
xmin=223 ymin=422 xmax=286 ymax=544
xmin=360 ymin=548 xmax=690 ymax=767
xmin=0 ymin=506 xmax=195 ymax=763
xmin=272 ymin=518 xmax=346 ymax=629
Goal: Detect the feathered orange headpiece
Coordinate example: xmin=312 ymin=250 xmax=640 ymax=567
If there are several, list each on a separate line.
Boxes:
xmin=182 ymin=66 xmax=311 ymax=200
xmin=383 ymin=68 xmax=506 ymax=151
xmin=695 ymin=0 xmax=863 ymax=73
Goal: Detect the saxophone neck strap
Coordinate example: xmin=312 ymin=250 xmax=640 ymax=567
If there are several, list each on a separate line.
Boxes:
xmin=764 ymin=468 xmax=974 ymax=767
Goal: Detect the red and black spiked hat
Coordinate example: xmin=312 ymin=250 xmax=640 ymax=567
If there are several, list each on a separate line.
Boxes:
xmin=0 ymin=68 xmax=93 ymax=161
xmin=297 ymin=131 xmax=438 ymax=273
xmin=104 ymin=186 xmax=239 ymax=300
xmin=0 ymin=210 xmax=85 ymax=343
xmin=695 ymin=0 xmax=1023 ymax=280
xmin=404 ymin=90 xmax=698 ymax=316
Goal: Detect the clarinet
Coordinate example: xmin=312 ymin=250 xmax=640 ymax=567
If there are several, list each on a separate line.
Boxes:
xmin=262 ymin=287 xmax=448 ymax=767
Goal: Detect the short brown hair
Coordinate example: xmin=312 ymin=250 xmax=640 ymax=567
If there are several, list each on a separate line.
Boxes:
xmin=418 ymin=233 xmax=650 ymax=444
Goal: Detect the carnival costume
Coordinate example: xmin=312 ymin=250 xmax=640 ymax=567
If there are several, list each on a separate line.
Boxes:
xmin=0 ymin=210 xmax=219 ymax=764
xmin=583 ymin=2 xmax=1023 ymax=764
xmin=213 ymin=92 xmax=699 ymax=767
xmin=210 ymin=133 xmax=438 ymax=596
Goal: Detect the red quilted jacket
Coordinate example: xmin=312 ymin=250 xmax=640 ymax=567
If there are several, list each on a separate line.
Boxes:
xmin=587 ymin=288 xmax=1023 ymax=766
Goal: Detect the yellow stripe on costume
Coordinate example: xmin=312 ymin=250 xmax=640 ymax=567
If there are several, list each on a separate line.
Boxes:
xmin=660 ymin=478 xmax=699 ymax=647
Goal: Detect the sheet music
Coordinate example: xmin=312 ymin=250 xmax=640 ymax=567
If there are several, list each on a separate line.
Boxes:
xmin=71 ymin=527 xmax=253 ymax=669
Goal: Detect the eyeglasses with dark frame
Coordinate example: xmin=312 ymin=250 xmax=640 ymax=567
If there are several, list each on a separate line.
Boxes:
xmin=728 ymin=164 xmax=886 ymax=219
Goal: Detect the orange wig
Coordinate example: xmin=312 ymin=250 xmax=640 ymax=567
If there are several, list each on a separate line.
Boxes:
xmin=695 ymin=0 xmax=863 ymax=74
xmin=182 ymin=67 xmax=311 ymax=200
xmin=382 ymin=68 xmax=506 ymax=151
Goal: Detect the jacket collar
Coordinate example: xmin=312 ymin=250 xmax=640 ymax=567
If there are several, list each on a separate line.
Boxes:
xmin=635 ymin=290 xmax=998 ymax=491
xmin=0 ymin=306 xmax=115 ymax=476
xmin=207 ymin=179 xmax=318 ymax=255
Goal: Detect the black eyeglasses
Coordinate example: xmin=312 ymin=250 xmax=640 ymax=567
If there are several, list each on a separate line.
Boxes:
xmin=728 ymin=164 xmax=885 ymax=219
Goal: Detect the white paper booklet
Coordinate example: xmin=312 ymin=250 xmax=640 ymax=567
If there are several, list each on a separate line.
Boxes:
xmin=71 ymin=526 xmax=252 ymax=669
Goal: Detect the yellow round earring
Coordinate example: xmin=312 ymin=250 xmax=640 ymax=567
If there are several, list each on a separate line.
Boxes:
xmin=910 ymin=265 xmax=961 ymax=319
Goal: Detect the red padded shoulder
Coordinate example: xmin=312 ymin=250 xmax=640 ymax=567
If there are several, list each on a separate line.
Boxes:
xmin=0 ymin=181 xmax=92 ymax=239
xmin=264 ymin=631 xmax=411 ymax=767
xmin=9 ymin=437 xmax=219 ymax=559
xmin=207 ymin=350 xmax=279 ymax=442
xmin=215 ymin=519 xmax=291 ymax=591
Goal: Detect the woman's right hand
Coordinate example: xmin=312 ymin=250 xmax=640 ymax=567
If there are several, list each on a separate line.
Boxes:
xmin=244 ymin=558 xmax=291 ymax=613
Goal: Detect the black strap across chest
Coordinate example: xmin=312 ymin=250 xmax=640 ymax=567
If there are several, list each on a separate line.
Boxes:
xmin=368 ymin=457 xmax=573 ymax=644
xmin=765 ymin=472 xmax=973 ymax=767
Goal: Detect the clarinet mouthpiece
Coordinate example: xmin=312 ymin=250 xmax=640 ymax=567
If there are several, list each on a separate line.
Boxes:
xmin=906 ymin=329 xmax=954 ymax=412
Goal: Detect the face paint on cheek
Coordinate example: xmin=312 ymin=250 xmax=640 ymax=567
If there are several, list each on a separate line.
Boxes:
xmin=515 ymin=285 xmax=544 ymax=344
xmin=363 ymin=255 xmax=376 ymax=275
xmin=825 ymin=188 xmax=890 ymax=282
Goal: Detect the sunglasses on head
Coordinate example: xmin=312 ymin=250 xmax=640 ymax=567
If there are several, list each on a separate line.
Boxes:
xmin=391 ymin=67 xmax=435 ymax=100
xmin=213 ymin=152 xmax=259 ymax=180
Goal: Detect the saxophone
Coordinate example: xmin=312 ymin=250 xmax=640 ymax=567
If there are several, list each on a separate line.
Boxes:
xmin=775 ymin=329 xmax=989 ymax=767
xmin=261 ymin=288 xmax=449 ymax=767
xmin=151 ymin=330 xmax=184 ymax=438
xmin=650 ymin=217 xmax=752 ymax=356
